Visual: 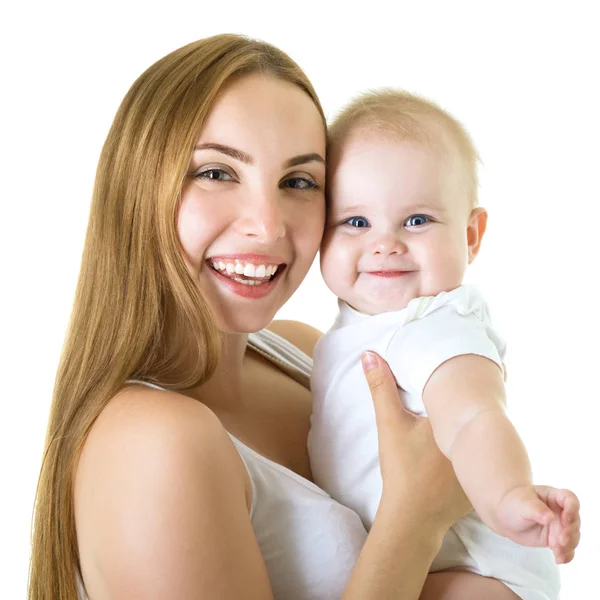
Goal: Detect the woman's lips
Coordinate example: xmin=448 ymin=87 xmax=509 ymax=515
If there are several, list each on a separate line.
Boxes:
xmin=208 ymin=262 xmax=285 ymax=299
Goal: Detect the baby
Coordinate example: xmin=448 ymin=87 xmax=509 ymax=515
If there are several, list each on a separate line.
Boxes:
xmin=308 ymin=90 xmax=580 ymax=600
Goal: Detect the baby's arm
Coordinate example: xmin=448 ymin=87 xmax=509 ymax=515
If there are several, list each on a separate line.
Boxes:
xmin=423 ymin=355 xmax=526 ymax=522
xmin=423 ymin=355 xmax=579 ymax=562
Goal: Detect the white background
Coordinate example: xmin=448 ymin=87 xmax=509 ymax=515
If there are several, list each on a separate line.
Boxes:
xmin=1 ymin=1 xmax=598 ymax=597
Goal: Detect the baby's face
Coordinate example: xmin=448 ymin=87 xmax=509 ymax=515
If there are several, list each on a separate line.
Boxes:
xmin=321 ymin=134 xmax=481 ymax=314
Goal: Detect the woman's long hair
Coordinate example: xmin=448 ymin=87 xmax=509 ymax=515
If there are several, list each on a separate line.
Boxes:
xmin=29 ymin=34 xmax=325 ymax=600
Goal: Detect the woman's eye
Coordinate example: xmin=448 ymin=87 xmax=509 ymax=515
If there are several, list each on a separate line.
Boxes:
xmin=345 ymin=216 xmax=370 ymax=228
xmin=404 ymin=214 xmax=430 ymax=228
xmin=195 ymin=168 xmax=234 ymax=182
xmin=283 ymin=177 xmax=319 ymax=190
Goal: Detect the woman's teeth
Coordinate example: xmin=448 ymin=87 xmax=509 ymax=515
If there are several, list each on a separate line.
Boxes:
xmin=210 ymin=260 xmax=280 ymax=283
xmin=229 ymin=276 xmax=267 ymax=286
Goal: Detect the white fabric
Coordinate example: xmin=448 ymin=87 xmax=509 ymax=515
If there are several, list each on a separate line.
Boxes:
xmin=309 ymin=285 xmax=560 ymax=600
xmin=77 ymin=329 xmax=367 ymax=600
xmin=228 ymin=432 xmax=367 ymax=600
xmin=248 ymin=328 xmax=312 ymax=389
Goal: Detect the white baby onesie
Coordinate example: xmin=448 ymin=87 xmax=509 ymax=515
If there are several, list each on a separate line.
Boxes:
xmin=309 ymin=285 xmax=560 ymax=600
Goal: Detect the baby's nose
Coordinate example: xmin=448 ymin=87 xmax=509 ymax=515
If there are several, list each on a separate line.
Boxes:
xmin=370 ymin=234 xmax=407 ymax=255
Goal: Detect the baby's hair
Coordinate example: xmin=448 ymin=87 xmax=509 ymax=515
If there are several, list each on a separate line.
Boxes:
xmin=328 ymin=89 xmax=480 ymax=207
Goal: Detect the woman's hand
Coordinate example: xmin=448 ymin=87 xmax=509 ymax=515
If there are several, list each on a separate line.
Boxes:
xmin=340 ymin=352 xmax=471 ymax=599
xmin=361 ymin=351 xmax=471 ymax=531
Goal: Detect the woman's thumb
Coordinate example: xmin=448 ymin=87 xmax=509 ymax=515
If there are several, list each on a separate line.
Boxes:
xmin=361 ymin=351 xmax=386 ymax=388
xmin=362 ymin=351 xmax=403 ymax=427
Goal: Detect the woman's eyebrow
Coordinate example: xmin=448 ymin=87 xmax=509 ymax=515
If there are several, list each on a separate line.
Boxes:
xmin=194 ymin=143 xmax=253 ymax=164
xmin=284 ymin=153 xmax=325 ymax=168
xmin=194 ymin=144 xmax=324 ymax=169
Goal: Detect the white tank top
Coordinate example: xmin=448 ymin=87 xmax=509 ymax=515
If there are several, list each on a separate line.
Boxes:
xmin=78 ymin=329 xmax=367 ymax=600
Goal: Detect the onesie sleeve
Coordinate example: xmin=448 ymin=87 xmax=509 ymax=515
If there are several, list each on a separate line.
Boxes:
xmin=385 ymin=289 xmax=505 ymax=398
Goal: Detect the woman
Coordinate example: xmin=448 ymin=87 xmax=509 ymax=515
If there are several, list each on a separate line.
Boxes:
xmin=29 ymin=34 xmax=492 ymax=599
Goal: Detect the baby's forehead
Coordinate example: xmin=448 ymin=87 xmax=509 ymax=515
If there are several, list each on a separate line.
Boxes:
xmin=329 ymin=125 xmax=475 ymax=208
xmin=331 ymin=122 xmax=456 ymax=160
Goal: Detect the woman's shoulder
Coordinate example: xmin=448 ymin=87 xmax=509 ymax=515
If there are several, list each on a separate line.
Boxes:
xmin=75 ymin=384 xmax=250 ymax=515
xmin=266 ymin=319 xmax=323 ymax=358
xmin=74 ymin=386 xmax=257 ymax=598
xmin=85 ymin=384 xmax=229 ymax=452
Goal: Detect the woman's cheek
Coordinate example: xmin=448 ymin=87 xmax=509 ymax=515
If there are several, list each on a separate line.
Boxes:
xmin=176 ymin=204 xmax=204 ymax=267
xmin=177 ymin=194 xmax=224 ymax=272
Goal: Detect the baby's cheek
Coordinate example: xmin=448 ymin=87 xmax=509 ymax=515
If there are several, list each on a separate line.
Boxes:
xmin=320 ymin=241 xmax=353 ymax=296
xmin=320 ymin=251 xmax=339 ymax=290
xmin=433 ymin=241 xmax=467 ymax=287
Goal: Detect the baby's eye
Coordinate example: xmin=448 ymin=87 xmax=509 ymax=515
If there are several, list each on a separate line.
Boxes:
xmin=344 ymin=216 xmax=370 ymax=228
xmin=282 ymin=177 xmax=320 ymax=190
xmin=404 ymin=214 xmax=430 ymax=228
xmin=195 ymin=168 xmax=234 ymax=182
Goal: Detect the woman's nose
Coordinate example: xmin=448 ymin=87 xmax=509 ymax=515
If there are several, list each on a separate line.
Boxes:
xmin=370 ymin=233 xmax=407 ymax=256
xmin=237 ymin=187 xmax=286 ymax=242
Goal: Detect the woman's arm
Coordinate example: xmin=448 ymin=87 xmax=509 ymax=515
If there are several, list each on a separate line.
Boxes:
xmin=343 ymin=502 xmax=444 ymax=600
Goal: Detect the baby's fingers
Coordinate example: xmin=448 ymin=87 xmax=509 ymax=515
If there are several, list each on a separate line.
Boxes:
xmin=555 ymin=548 xmax=575 ymax=565
xmin=557 ymin=489 xmax=580 ymax=526
xmin=534 ymin=485 xmax=581 ymax=561
xmin=547 ymin=497 xmax=580 ymax=563
xmin=534 ymin=486 xmax=580 ymax=525
xmin=558 ymin=516 xmax=581 ymax=551
xmin=553 ymin=520 xmax=580 ymax=565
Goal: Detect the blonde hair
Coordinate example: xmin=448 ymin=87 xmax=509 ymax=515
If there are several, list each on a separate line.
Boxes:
xmin=29 ymin=34 xmax=325 ymax=600
xmin=328 ymin=88 xmax=480 ymax=206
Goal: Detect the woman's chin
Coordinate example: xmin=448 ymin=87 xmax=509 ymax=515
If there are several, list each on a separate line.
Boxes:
xmin=213 ymin=310 xmax=279 ymax=335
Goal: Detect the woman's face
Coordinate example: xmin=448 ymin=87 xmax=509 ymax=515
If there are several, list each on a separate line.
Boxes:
xmin=178 ymin=73 xmax=326 ymax=333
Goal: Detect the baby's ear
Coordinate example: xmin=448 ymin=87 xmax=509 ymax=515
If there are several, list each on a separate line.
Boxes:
xmin=466 ymin=207 xmax=488 ymax=263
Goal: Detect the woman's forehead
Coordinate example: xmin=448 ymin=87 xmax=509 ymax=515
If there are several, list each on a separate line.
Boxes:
xmin=197 ymin=73 xmax=326 ymax=158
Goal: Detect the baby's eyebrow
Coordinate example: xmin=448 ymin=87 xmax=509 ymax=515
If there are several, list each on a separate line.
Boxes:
xmin=403 ymin=202 xmax=446 ymax=213
xmin=333 ymin=204 xmax=365 ymax=216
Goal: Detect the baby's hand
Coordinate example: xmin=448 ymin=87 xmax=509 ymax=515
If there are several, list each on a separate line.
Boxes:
xmin=494 ymin=485 xmax=580 ymax=563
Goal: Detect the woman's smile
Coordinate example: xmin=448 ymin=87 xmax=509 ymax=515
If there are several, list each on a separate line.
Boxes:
xmin=206 ymin=254 xmax=287 ymax=298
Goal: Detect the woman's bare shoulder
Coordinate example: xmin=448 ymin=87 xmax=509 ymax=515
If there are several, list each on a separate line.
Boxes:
xmin=76 ymin=385 xmax=247 ymax=503
xmin=266 ymin=320 xmax=323 ymax=358
xmin=82 ymin=384 xmax=228 ymax=454
xmin=75 ymin=385 xmax=256 ymax=597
